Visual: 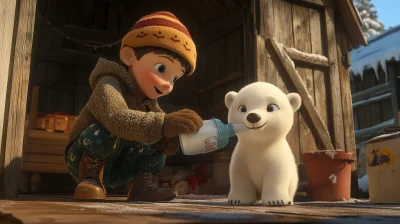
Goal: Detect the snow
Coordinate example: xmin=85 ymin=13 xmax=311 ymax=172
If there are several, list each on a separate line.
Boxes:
xmin=358 ymin=174 xmax=369 ymax=193
xmin=352 ymin=92 xmax=391 ymax=108
xmin=349 ymin=25 xmax=400 ymax=79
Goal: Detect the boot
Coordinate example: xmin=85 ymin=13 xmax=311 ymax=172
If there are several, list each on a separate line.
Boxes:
xmin=127 ymin=170 xmax=176 ymax=202
xmin=73 ymin=152 xmax=107 ymax=200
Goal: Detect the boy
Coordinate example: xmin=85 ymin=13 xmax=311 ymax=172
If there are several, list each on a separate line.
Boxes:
xmin=65 ymin=11 xmax=203 ymax=202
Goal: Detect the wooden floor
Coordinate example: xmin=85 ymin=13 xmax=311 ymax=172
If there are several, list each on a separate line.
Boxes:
xmin=0 ymin=195 xmax=400 ymax=223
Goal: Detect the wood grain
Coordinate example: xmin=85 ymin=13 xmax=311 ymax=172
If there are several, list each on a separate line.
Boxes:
xmin=1 ymin=0 xmax=37 ymax=199
xmin=335 ymin=21 xmax=356 ymax=162
xmin=324 ymin=8 xmax=344 ymax=150
xmin=292 ymin=4 xmax=318 ymax=166
xmin=272 ymin=0 xmax=300 ymax=161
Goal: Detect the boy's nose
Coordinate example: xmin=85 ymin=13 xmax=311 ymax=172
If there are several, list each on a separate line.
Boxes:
xmin=162 ymin=81 xmax=171 ymax=89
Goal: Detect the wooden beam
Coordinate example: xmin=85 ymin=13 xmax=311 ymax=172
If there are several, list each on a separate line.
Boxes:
xmin=352 ymin=92 xmax=391 ymax=108
xmin=0 ymin=0 xmax=18 ymax=179
xmin=1 ymin=0 xmax=37 ymax=199
xmin=336 ymin=0 xmax=367 ymax=49
xmin=351 ymin=82 xmax=391 ymax=102
xmin=355 ymin=118 xmax=394 ymax=139
xmin=20 ymin=162 xmax=68 ymax=173
xmin=325 ymin=8 xmax=345 ymax=150
xmin=288 ymin=0 xmax=335 ymax=8
xmin=198 ymin=71 xmax=243 ymax=93
xmin=265 ymin=38 xmax=335 ymax=152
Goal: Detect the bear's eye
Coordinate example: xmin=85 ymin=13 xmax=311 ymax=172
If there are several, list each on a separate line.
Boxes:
xmin=238 ymin=105 xmax=247 ymax=113
xmin=267 ymin=104 xmax=280 ymax=112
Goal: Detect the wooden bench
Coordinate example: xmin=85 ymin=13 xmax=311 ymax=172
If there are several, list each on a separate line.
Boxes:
xmin=20 ymin=86 xmax=70 ymax=192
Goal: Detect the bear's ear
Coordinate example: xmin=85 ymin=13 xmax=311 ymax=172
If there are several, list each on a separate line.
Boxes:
xmin=225 ymin=91 xmax=237 ymax=108
xmin=287 ymin=93 xmax=302 ymax=112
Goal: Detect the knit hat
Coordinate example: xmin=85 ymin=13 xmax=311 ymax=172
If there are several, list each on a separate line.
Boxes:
xmin=121 ymin=11 xmax=197 ymax=75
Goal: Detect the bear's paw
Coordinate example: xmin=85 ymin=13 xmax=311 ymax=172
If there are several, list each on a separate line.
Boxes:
xmin=263 ymin=199 xmax=293 ymax=206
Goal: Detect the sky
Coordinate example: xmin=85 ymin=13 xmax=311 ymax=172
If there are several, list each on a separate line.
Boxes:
xmin=371 ymin=0 xmax=400 ymax=29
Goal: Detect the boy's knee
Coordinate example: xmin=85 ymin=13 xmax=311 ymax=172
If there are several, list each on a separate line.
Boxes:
xmin=78 ymin=122 xmax=120 ymax=159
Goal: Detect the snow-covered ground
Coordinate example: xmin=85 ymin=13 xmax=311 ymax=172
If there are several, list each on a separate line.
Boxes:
xmin=350 ymin=25 xmax=400 ymax=80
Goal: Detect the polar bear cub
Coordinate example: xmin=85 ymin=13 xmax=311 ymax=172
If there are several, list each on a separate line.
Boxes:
xmin=226 ymin=82 xmax=301 ymax=206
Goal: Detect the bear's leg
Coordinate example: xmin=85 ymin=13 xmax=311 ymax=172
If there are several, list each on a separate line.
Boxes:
xmin=288 ymin=172 xmax=299 ymax=202
xmin=227 ymin=160 xmax=257 ymax=206
xmin=261 ymin=171 xmax=292 ymax=206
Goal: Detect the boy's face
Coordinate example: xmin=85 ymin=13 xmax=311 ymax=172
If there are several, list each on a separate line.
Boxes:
xmin=125 ymin=48 xmax=186 ymax=99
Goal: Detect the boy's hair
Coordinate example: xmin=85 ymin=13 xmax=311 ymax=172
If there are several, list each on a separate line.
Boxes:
xmin=133 ymin=46 xmax=191 ymax=76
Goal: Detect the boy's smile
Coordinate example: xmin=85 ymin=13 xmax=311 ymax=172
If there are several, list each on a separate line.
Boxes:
xmin=128 ymin=51 xmax=186 ymax=99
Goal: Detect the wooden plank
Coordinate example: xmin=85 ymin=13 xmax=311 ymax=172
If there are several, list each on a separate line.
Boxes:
xmin=352 ymin=82 xmax=391 ymax=102
xmin=292 ymin=5 xmax=318 ymax=168
xmin=242 ymin=1 xmax=255 ymax=84
xmin=199 ymin=8 xmax=243 ymax=47
xmin=253 ymin=0 xmax=277 ymax=83
xmin=352 ymin=92 xmax=391 ymax=108
xmin=20 ymin=162 xmax=68 ymax=173
xmin=266 ymin=38 xmax=335 ymax=152
xmin=355 ymin=118 xmax=395 ymax=139
xmin=0 ymin=0 xmax=18 ymax=176
xmin=325 ymin=8 xmax=344 ymax=150
xmin=27 ymin=130 xmax=69 ymax=141
xmin=23 ymin=144 xmax=66 ymax=156
xmin=272 ymin=0 xmax=300 ymax=162
xmin=388 ymin=64 xmax=400 ymax=125
xmin=198 ymin=71 xmax=243 ymax=93
xmin=61 ymin=25 xmax=119 ymax=45
xmin=309 ymin=8 xmax=329 ymax=148
xmin=336 ymin=21 xmax=356 ymax=157
xmin=23 ymin=154 xmax=65 ymax=164
xmin=1 ymin=0 xmax=37 ymax=199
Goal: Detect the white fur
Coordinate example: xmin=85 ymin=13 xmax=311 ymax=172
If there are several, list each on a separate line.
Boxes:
xmin=226 ymin=82 xmax=301 ymax=206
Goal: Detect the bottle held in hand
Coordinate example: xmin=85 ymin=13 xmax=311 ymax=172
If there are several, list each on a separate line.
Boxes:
xmin=179 ymin=118 xmax=248 ymax=155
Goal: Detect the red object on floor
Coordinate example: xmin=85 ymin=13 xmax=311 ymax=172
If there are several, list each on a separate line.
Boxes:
xmin=187 ymin=175 xmax=206 ymax=192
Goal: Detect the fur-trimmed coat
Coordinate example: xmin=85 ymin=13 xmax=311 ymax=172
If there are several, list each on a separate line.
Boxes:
xmin=66 ymin=58 xmax=166 ymax=150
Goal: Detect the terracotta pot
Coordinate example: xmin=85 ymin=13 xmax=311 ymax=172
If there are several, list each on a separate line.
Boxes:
xmin=302 ymin=150 xmax=355 ymax=201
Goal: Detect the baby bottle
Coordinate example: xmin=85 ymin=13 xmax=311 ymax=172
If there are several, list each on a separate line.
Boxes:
xmin=179 ymin=118 xmax=248 ymax=155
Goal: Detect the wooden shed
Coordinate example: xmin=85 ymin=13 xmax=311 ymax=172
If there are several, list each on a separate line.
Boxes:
xmin=349 ymin=25 xmax=400 ymax=178
xmin=0 ymin=0 xmax=366 ymax=198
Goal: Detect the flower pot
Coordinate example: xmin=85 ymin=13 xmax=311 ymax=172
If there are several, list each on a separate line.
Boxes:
xmin=302 ymin=150 xmax=355 ymax=201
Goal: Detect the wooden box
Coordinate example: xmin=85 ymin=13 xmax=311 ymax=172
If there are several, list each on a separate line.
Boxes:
xmin=45 ymin=113 xmax=69 ymax=132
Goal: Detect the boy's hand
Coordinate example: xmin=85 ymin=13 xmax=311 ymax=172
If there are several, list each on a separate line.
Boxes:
xmin=154 ymin=136 xmax=180 ymax=156
xmin=162 ymin=109 xmax=203 ymax=138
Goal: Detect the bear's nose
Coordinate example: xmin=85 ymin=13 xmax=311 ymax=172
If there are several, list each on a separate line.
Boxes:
xmin=246 ymin=113 xmax=261 ymax=123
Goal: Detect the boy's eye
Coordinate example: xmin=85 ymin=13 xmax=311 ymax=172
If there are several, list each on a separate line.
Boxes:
xmin=172 ymin=76 xmax=178 ymax=83
xmin=155 ymin=64 xmax=166 ymax=74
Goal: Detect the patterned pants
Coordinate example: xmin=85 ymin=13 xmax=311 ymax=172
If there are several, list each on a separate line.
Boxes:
xmin=65 ymin=123 xmax=166 ymax=188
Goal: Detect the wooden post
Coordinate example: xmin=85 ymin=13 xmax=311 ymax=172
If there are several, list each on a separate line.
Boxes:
xmin=388 ymin=64 xmax=399 ymax=125
xmin=0 ymin=0 xmax=18 ymax=176
xmin=0 ymin=0 xmax=37 ymax=199
xmin=324 ymin=8 xmax=345 ymax=150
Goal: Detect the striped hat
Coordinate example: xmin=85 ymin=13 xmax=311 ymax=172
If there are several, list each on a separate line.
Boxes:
xmin=121 ymin=11 xmax=197 ymax=75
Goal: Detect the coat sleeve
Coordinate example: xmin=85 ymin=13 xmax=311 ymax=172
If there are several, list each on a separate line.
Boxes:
xmin=86 ymin=76 xmax=165 ymax=144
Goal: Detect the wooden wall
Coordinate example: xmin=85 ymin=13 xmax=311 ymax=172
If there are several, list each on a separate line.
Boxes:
xmin=351 ymin=61 xmax=400 ymax=146
xmin=253 ymin=0 xmax=357 ymax=180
